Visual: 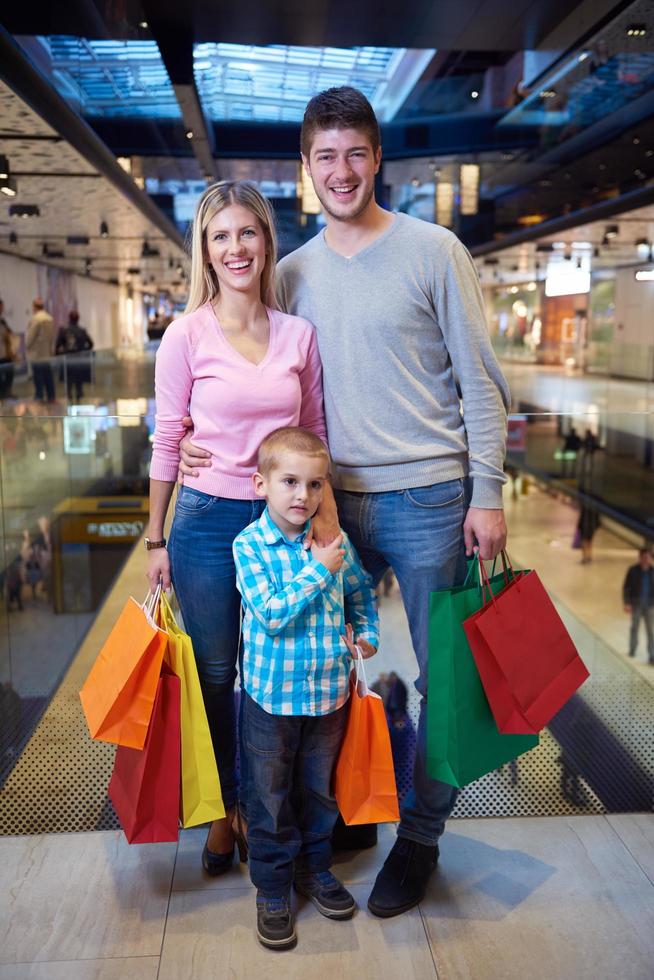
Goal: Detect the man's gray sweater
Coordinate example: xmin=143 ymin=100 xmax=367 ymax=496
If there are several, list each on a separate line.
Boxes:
xmin=277 ymin=212 xmax=510 ymax=509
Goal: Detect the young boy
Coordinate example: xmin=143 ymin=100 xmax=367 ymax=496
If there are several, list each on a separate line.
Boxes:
xmin=233 ymin=426 xmax=379 ymax=950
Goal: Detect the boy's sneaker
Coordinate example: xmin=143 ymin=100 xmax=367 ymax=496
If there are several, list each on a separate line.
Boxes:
xmin=255 ymin=893 xmax=296 ymax=950
xmin=293 ymin=869 xmax=356 ymax=919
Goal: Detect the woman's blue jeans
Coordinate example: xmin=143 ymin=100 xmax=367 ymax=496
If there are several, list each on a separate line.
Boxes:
xmin=168 ymin=486 xmax=265 ymax=811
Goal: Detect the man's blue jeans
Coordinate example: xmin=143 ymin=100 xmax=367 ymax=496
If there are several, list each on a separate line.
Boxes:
xmin=244 ymin=693 xmax=348 ymax=897
xmin=335 ymin=478 xmax=469 ymax=847
xmin=168 ymin=487 xmax=265 ymax=810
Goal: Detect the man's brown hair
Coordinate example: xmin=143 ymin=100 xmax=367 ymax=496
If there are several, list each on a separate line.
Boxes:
xmin=300 ymin=86 xmax=381 ymax=158
xmin=257 ymin=427 xmax=330 ymax=477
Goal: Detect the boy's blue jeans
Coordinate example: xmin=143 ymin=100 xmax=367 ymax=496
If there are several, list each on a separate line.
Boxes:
xmin=335 ymin=478 xmax=469 ymax=848
xmin=243 ymin=692 xmax=348 ymax=898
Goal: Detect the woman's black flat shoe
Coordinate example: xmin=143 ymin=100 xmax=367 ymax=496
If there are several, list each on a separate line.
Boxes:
xmin=202 ymin=842 xmax=234 ymax=876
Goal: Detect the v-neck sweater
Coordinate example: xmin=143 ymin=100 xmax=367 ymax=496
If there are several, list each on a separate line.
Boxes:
xmin=150 ymin=303 xmax=327 ymax=499
xmin=277 ymin=212 xmax=510 ymax=509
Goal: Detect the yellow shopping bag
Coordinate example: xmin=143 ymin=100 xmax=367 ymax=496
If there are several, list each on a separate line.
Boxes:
xmin=159 ymin=593 xmax=225 ymax=827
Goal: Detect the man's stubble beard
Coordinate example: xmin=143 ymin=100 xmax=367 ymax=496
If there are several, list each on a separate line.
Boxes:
xmin=316 ymin=182 xmax=375 ymax=223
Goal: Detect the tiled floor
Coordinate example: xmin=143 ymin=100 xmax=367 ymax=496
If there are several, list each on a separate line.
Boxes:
xmin=1 ymin=814 xmax=652 ymax=979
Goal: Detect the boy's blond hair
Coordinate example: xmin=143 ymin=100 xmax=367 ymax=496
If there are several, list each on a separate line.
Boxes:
xmin=257 ymin=427 xmax=330 ymax=477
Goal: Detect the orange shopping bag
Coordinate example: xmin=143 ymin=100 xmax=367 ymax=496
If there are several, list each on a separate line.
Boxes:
xmin=80 ymin=587 xmax=168 ymax=749
xmin=334 ymin=646 xmax=400 ymax=825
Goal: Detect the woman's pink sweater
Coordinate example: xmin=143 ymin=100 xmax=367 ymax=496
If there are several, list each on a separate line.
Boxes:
xmin=150 ymin=302 xmax=327 ymax=500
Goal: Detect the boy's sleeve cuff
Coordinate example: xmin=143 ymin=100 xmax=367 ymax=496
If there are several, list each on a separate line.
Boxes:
xmin=303 ymin=561 xmax=334 ymax=589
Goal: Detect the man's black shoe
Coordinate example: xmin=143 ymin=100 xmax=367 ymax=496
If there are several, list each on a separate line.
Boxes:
xmin=331 ymin=814 xmax=378 ymax=850
xmin=367 ymin=837 xmax=439 ymax=918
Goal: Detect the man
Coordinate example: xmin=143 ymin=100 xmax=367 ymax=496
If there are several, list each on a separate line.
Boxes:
xmin=26 ymin=298 xmax=55 ymax=402
xmin=181 ymin=86 xmax=509 ymax=917
xmin=623 ymin=548 xmax=654 ymax=664
xmin=55 ymin=309 xmax=94 ymax=401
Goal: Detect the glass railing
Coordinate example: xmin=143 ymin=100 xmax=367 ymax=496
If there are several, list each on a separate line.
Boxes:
xmin=1 ymin=345 xmax=157 ymax=416
xmin=0 ymin=408 xmax=151 ymax=800
xmin=0 ymin=353 xmax=652 ymax=834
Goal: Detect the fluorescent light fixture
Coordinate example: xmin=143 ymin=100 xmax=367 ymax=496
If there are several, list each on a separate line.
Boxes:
xmin=298 ymin=165 xmax=321 ymax=215
xmin=460 ymin=163 xmax=480 ymax=216
xmin=436 ymin=183 xmax=454 ymax=227
xmin=545 ymin=266 xmax=590 ymax=296
xmin=635 ymin=269 xmax=654 ymax=281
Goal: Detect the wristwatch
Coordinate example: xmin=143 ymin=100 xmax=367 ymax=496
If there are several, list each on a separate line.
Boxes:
xmin=144 ymin=537 xmax=167 ymax=551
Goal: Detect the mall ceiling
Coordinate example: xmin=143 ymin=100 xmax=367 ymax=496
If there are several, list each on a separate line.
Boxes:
xmin=2 ymin=0 xmax=654 ymax=290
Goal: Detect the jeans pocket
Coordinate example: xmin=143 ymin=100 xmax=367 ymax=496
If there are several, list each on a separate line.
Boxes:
xmin=175 ymin=486 xmax=216 ymax=516
xmin=403 ymin=479 xmax=464 ymax=509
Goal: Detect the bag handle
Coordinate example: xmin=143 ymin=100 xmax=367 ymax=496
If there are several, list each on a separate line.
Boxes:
xmin=142 ymin=583 xmax=162 ymax=624
xmin=477 ymin=550 xmax=515 ymax=606
xmin=352 ymin=643 xmax=370 ymax=695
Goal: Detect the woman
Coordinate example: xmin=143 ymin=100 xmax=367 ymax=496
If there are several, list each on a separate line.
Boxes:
xmin=146 ymin=180 xmax=327 ymax=875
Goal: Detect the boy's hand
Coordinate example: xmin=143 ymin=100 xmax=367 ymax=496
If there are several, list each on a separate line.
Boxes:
xmin=178 ymin=415 xmax=211 ymax=481
xmin=342 ymin=623 xmax=377 ymax=659
xmin=311 ymin=533 xmax=345 ymax=574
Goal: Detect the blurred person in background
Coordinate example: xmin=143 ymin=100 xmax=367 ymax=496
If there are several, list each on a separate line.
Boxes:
xmin=26 ymin=298 xmax=55 ymax=403
xmin=623 ymin=547 xmax=654 ymax=664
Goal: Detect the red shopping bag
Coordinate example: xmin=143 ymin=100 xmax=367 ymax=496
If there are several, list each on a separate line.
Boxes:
xmin=334 ymin=647 xmax=400 ymax=825
xmin=464 ymin=555 xmax=589 ymax=734
xmin=108 ymin=665 xmax=181 ymax=844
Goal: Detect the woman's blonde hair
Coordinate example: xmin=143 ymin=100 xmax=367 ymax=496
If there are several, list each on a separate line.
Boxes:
xmin=184 ymin=180 xmax=278 ymax=314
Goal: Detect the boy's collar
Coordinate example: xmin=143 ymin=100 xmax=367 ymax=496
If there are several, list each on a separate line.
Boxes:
xmin=259 ymin=506 xmax=311 ymax=545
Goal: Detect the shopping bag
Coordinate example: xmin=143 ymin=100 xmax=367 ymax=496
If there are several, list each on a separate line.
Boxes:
xmin=334 ymin=646 xmax=400 ymax=825
xmin=427 ymin=561 xmax=539 ymax=788
xmin=108 ymin=664 xmax=181 ymax=844
xmin=463 ymin=556 xmax=589 ymax=734
xmin=159 ymin=593 xmax=225 ymax=827
xmin=80 ymin=587 xmax=167 ymax=749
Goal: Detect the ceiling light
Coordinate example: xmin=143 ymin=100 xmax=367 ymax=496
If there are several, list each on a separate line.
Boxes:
xmin=635 ymin=269 xmax=654 ymax=280
xmin=139 ymin=20 xmax=149 ymax=28
xmin=0 ymin=155 xmax=9 ymax=179
xmin=626 ymin=26 xmax=647 ymax=37
xmin=578 ymin=52 xmax=590 ymax=63
xmin=460 ymin=163 xmax=480 ymax=215
xmin=9 ymin=203 xmax=39 ymax=218
xmin=604 ymin=224 xmax=619 ymax=239
xmin=186 ymin=130 xmax=194 ymax=140
xmin=539 ymin=89 xmax=556 ymax=98
xmin=100 ymin=221 xmax=109 ymax=238
xmin=0 ymin=177 xmax=17 ymax=197
xmin=527 ymin=281 xmax=537 ymax=291
xmin=470 ymin=90 xmax=479 ymax=99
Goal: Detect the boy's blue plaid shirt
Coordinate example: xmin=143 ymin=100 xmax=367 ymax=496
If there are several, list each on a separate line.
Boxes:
xmin=233 ymin=507 xmax=379 ymax=716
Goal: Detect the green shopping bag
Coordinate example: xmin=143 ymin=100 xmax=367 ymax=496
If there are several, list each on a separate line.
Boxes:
xmin=427 ymin=559 xmax=539 ymax=787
